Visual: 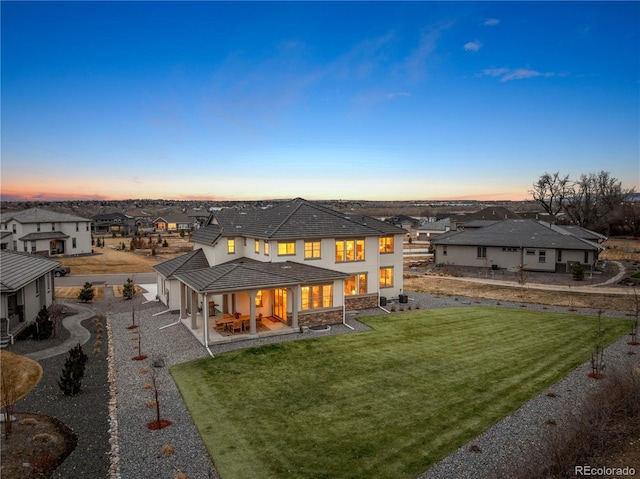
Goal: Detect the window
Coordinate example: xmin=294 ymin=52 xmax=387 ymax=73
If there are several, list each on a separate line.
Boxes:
xmin=35 ymin=278 xmax=40 ymax=296
xmin=37 ymin=223 xmax=41 ymax=232
xmin=255 ymin=290 xmax=263 ymax=307
xmin=301 ymin=284 xmax=333 ymax=310
xmin=23 ymin=242 xmax=28 ymax=252
xmin=345 ymin=273 xmax=368 ymax=296
xmin=538 ymin=250 xmax=546 ymax=263
xmin=526 ymin=249 xmax=535 ymax=255
xmin=46 ymin=273 xmax=50 ymax=292
xmin=558 ymin=250 xmax=562 ymax=262
xmin=86 ymin=223 xmax=89 ymax=231
xmin=379 ymin=267 xmax=394 ymax=287
xmin=477 ymin=246 xmax=487 ymax=258
xmin=72 ymin=238 xmax=77 ymax=249
xmin=227 ymin=238 xmax=235 ymax=254
xmin=502 ymin=247 xmax=517 ymax=252
xmin=443 ymin=246 xmax=447 ymax=256
xmin=76 ymin=222 xmax=79 ymax=232
xmin=12 ymin=224 xmax=16 ymax=233
xmin=264 ymin=241 xmax=270 ymax=255
xmin=379 ymin=236 xmax=394 ymax=253
xmin=277 ymin=241 xmax=296 ymax=256
xmin=255 ymin=239 xmax=260 ymax=254
xmin=584 ymin=251 xmax=589 ymax=263
xmin=304 ymin=241 xmax=321 ymax=259
xmin=51 ymin=223 xmax=55 ymax=231
xmin=31 ymin=242 xmax=36 ymax=252
xmin=335 ymin=239 xmax=365 ymax=262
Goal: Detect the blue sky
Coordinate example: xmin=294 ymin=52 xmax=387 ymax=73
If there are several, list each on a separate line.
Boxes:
xmin=1 ymin=1 xmax=638 ymax=201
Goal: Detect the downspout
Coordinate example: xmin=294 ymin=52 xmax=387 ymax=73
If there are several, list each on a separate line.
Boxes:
xmin=342 ymin=302 xmax=355 ymax=331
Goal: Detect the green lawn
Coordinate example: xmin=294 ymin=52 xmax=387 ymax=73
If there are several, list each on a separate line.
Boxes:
xmin=171 ymin=307 xmax=630 ymax=479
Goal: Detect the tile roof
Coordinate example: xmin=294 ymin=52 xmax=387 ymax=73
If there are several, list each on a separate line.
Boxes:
xmin=153 ymin=249 xmax=210 ymax=279
xmin=0 ymin=250 xmax=60 ymax=292
xmin=432 ymin=219 xmax=604 ymax=251
xmin=2 ymin=207 xmax=91 ymax=224
xmin=154 ymin=213 xmax=193 ymax=224
xmin=19 ymin=231 xmax=70 ymax=241
xmin=174 ymin=257 xmax=350 ymax=293
xmin=190 ymin=224 xmax=223 ymax=245
xmin=210 ymin=198 xmax=404 ymax=239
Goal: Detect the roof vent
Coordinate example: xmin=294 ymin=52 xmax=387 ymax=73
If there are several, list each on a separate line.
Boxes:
xmin=281 ymin=265 xmax=292 ymax=269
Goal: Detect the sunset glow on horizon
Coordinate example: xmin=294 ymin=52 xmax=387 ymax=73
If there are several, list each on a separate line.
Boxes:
xmin=2 ymin=2 xmax=638 ymax=203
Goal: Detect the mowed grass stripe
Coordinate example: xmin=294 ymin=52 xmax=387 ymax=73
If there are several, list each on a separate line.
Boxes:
xmin=171 ymin=307 xmax=630 ymax=479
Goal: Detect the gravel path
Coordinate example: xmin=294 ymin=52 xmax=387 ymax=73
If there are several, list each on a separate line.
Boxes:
xmin=9 ymin=287 xmax=639 ymax=479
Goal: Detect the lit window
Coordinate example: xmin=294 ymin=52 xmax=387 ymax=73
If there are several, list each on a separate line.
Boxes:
xmin=301 ymin=284 xmax=333 ymax=310
xmin=379 ymin=267 xmax=394 ymax=288
xmin=304 ymin=241 xmax=321 ymax=259
xmin=278 ymin=241 xmax=295 ymax=256
xmin=264 ymin=241 xmax=270 ymax=255
xmin=255 ymin=290 xmax=263 ymax=307
xmin=379 ymin=236 xmax=394 ymax=253
xmin=227 ymin=238 xmax=235 ymax=254
xmin=335 ymin=239 xmax=365 ymax=262
xmin=345 ymin=273 xmax=368 ymax=296
xmin=255 ymin=239 xmax=260 ymax=254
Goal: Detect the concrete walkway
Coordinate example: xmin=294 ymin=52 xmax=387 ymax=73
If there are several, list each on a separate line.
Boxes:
xmin=428 ymin=260 xmax=633 ymax=295
xmin=25 ymin=303 xmax=94 ymax=361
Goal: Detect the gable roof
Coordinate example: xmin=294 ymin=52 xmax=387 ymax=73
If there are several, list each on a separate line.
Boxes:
xmin=174 ymin=257 xmax=350 ymax=294
xmin=190 ymin=224 xmax=223 ymax=245
xmin=0 ymin=250 xmax=60 ymax=292
xmin=432 ymin=219 xmax=603 ymax=251
xmin=2 ymin=207 xmax=91 ymax=224
xmin=153 ymin=249 xmax=210 ymax=279
xmin=455 ymin=207 xmax=521 ymax=223
xmin=153 ymin=213 xmax=192 ymax=224
xmin=208 ymin=198 xmax=404 ymax=239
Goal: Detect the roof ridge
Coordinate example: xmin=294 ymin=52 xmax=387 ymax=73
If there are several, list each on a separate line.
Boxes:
xmin=268 ymin=198 xmax=307 ymax=237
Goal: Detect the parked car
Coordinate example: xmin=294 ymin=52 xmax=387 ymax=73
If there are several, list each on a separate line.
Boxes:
xmin=53 ymin=266 xmax=70 ymax=277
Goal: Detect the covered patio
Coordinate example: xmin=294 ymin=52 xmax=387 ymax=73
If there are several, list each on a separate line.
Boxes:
xmin=173 ymin=258 xmax=349 ymax=347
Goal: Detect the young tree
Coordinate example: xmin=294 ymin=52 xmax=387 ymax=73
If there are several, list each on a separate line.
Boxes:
xmin=49 ymin=303 xmax=64 ymax=339
xmin=123 ymin=278 xmax=135 ymax=300
xmin=77 ymin=282 xmax=95 ymax=303
xmin=572 ymin=262 xmax=585 ymax=281
xmin=58 ymin=344 xmax=88 ymax=396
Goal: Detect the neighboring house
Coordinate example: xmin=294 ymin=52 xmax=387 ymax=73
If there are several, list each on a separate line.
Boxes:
xmin=125 ymin=210 xmax=154 ymax=233
xmin=186 ymin=209 xmax=210 ymax=229
xmin=1 ymin=208 xmax=93 ymax=256
xmin=153 ymin=198 xmax=405 ymax=348
xmin=385 ymin=214 xmax=420 ymax=230
xmin=153 ymin=214 xmax=193 ymax=233
xmin=0 ymin=231 xmax=13 ymax=250
xmin=92 ymin=212 xmax=135 ymax=235
xmin=416 ymin=217 xmax=451 ymax=242
xmin=0 ymin=250 xmax=59 ymax=348
xmin=431 ymin=219 xmax=605 ymax=272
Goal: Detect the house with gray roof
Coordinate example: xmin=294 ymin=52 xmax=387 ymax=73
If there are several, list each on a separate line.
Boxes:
xmin=1 ymin=250 xmax=60 ymax=347
xmin=153 ymin=198 xmax=405 ymax=348
xmin=92 ymin=212 xmax=135 ymax=235
xmin=431 ymin=219 xmax=605 ymax=273
xmin=153 ymin=213 xmax=194 ymax=233
xmin=1 ymin=207 xmax=92 ymax=256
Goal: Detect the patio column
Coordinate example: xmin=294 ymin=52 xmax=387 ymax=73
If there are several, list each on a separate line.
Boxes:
xmin=247 ymin=290 xmax=257 ymax=337
xmin=290 ymin=286 xmax=299 ymax=330
xmin=190 ymin=289 xmax=198 ymax=329
xmin=180 ymin=282 xmax=187 ymax=320
xmin=203 ymin=292 xmax=209 ymax=346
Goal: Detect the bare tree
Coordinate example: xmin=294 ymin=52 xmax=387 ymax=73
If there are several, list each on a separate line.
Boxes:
xmin=529 ymin=171 xmax=571 ymax=216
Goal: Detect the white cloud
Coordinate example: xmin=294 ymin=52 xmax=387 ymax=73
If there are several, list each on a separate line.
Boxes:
xmin=500 ymin=68 xmax=555 ymax=82
xmin=478 ymin=67 xmax=556 ymax=82
xmin=484 ymin=18 xmax=500 ymax=26
xmin=387 ymin=91 xmax=411 ymax=99
xmin=464 ymin=40 xmax=482 ymax=52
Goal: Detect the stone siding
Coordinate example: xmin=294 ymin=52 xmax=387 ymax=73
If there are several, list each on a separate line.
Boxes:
xmin=298 ymin=308 xmax=343 ymax=328
xmin=345 ymin=294 xmax=378 ymax=311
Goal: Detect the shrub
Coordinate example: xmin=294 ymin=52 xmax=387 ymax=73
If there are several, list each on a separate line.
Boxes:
xmin=123 ymin=278 xmax=135 ymax=300
xmin=35 ymin=306 xmax=53 ymax=340
xmin=58 ymin=343 xmax=89 ymax=396
xmin=572 ymin=262 xmax=585 ymax=281
xmin=77 ymin=282 xmax=95 ymax=303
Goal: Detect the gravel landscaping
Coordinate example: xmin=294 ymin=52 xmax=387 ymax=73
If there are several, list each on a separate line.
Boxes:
xmin=7 ymin=287 xmax=639 ymax=479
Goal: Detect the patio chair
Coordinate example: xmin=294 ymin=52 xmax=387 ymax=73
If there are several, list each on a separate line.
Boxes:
xmin=231 ymin=318 xmax=243 ymax=334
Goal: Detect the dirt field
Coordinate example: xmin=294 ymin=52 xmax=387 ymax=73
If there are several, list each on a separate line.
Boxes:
xmin=600 ymin=237 xmax=640 ymax=262
xmin=55 ymin=286 xmax=105 ymax=301
xmin=56 ymin=234 xmax=192 ymax=274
